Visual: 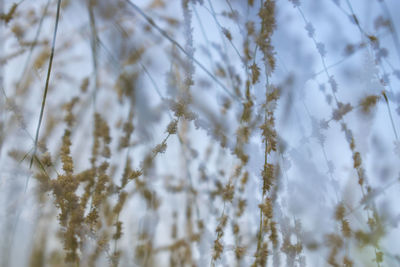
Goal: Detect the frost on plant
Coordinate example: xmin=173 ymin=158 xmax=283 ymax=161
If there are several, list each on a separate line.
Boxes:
xmin=0 ymin=0 xmax=400 ymax=267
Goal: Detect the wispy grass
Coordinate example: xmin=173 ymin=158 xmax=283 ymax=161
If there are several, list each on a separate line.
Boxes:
xmin=1 ymin=0 xmax=400 ymax=266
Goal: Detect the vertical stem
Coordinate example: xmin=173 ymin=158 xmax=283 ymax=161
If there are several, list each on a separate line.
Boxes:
xmin=30 ymin=0 xmax=63 ymax=168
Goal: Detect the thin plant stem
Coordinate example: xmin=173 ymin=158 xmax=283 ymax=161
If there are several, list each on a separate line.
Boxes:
xmin=30 ymin=0 xmax=62 ymax=168
xmin=125 ymin=0 xmax=242 ymax=102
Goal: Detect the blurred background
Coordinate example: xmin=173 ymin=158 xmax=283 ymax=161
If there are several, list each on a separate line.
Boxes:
xmin=1 ymin=0 xmax=400 ymax=266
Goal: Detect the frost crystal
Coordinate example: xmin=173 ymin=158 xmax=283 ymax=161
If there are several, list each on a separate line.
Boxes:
xmin=395 ymin=141 xmax=400 ymax=158
xmin=316 ymin=42 xmax=326 ymax=57
xmin=305 ymin=23 xmax=315 ymax=38
xmin=288 ymin=0 xmax=301 ymax=7
xmin=328 ymin=76 xmax=338 ymax=93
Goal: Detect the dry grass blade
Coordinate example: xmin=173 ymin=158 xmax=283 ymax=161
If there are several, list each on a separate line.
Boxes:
xmin=30 ymin=0 xmax=62 ymax=168
xmin=382 ymin=91 xmax=399 ymax=141
xmin=87 ymin=0 xmax=99 ymax=106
